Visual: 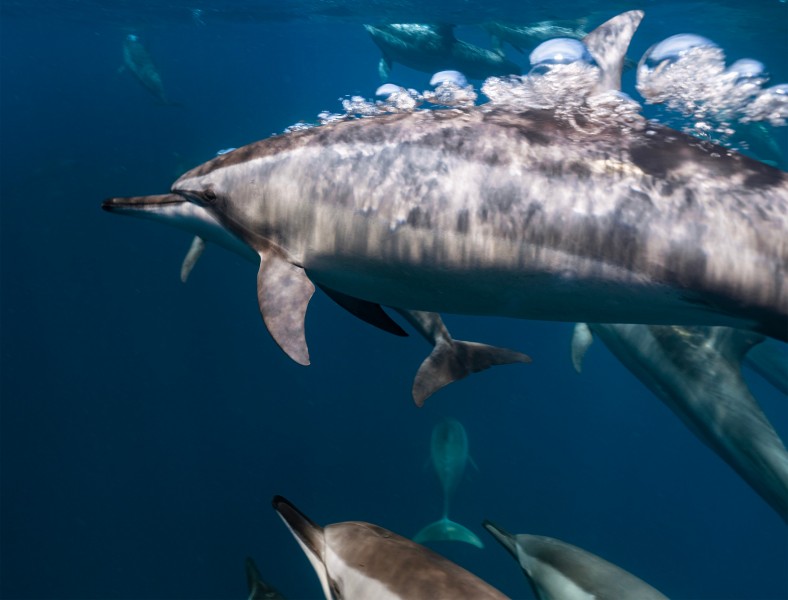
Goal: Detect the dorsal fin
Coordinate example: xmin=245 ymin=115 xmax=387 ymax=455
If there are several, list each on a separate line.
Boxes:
xmin=583 ymin=10 xmax=644 ymax=92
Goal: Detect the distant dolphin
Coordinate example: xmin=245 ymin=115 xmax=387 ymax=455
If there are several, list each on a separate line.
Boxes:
xmin=414 ymin=417 xmax=483 ymax=548
xmin=245 ymin=557 xmax=285 ymax=600
xmin=122 ymin=34 xmax=172 ymax=105
xmin=572 ymin=323 xmax=788 ymax=522
xmin=363 ymin=23 xmax=521 ymax=81
xmin=273 ymin=495 xmax=508 ymax=600
xmin=484 ymin=521 xmax=669 ymax=599
xmin=105 ymin=10 xmax=788 ymax=373
xmin=482 ymin=18 xmax=590 ymax=54
xmin=101 ymin=193 xmax=530 ymax=404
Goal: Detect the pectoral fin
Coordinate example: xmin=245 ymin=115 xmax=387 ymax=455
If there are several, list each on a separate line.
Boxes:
xmin=180 ymin=236 xmax=206 ymax=283
xmin=257 ymin=250 xmax=315 ymax=366
xmin=318 ymin=285 xmax=408 ymax=336
xmin=571 ymin=322 xmax=594 ymax=373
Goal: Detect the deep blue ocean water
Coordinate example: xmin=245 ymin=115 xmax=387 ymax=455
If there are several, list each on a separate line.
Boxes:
xmin=1 ymin=1 xmax=787 ymax=598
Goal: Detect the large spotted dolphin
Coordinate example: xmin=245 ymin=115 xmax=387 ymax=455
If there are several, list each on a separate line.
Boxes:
xmin=484 ymin=521 xmax=668 ymax=599
xmin=102 ymin=194 xmax=530 ymax=403
xmin=363 ymin=23 xmax=521 ymax=81
xmin=273 ymin=495 xmax=508 ymax=600
xmin=104 ymin=10 xmax=788 ymax=369
xmin=572 ymin=323 xmax=788 ymax=522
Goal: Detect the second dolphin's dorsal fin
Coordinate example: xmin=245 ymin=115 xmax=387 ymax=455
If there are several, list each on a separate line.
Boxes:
xmin=257 ymin=249 xmax=315 ymax=366
xmin=583 ymin=10 xmax=644 ymax=92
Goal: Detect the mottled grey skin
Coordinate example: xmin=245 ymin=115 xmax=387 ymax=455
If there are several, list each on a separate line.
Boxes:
xmin=363 ymin=24 xmax=520 ymax=80
xmin=273 ymin=496 xmax=508 ymax=600
xmin=173 ymin=106 xmax=788 ymax=343
xmin=484 ymin=521 xmax=668 ymax=600
xmin=122 ymin=34 xmax=169 ymax=105
xmin=574 ymin=323 xmax=788 ymax=522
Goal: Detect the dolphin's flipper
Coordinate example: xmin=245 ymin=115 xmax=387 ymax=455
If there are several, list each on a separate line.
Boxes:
xmin=571 ymin=322 xmax=594 ymax=373
xmin=412 ymin=338 xmax=532 ymax=407
xmin=583 ymin=10 xmax=644 ymax=92
xmin=257 ymin=251 xmax=315 ymax=366
xmin=317 ymin=285 xmax=408 ymax=336
xmin=180 ymin=236 xmax=206 ymax=283
xmin=245 ymin=557 xmax=286 ymax=600
xmin=378 ymin=56 xmax=392 ymax=81
xmin=413 ymin=516 xmax=484 ymax=548
xmin=745 ymin=338 xmax=788 ymax=394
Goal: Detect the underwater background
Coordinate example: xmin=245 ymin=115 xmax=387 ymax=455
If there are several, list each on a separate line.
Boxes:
xmin=1 ymin=1 xmax=787 ymax=598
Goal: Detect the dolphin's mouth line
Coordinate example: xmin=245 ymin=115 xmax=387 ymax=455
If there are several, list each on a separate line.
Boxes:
xmin=101 ymin=193 xmax=184 ymax=212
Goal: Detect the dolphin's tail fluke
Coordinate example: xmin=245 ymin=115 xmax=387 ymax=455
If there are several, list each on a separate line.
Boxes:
xmin=412 ymin=338 xmax=531 ymax=407
xmin=413 ymin=516 xmax=484 ymax=548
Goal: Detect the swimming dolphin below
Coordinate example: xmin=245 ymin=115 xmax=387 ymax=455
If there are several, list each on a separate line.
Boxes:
xmin=363 ymin=23 xmax=521 ymax=81
xmin=101 ymin=193 xmax=531 ymax=404
xmin=413 ymin=417 xmax=484 ymax=548
xmin=122 ymin=34 xmax=173 ymax=105
xmin=483 ymin=521 xmax=669 ymax=599
xmin=105 ymin=10 xmax=787 ymax=370
xmin=272 ymin=495 xmax=508 ymax=600
xmin=571 ymin=323 xmax=788 ymax=522
xmin=245 ymin=557 xmax=286 ymax=600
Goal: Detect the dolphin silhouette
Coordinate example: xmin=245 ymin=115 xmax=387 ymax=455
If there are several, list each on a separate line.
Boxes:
xmin=105 ymin=11 xmax=787 ymax=370
xmin=122 ymin=34 xmax=174 ymax=105
xmin=245 ymin=557 xmax=286 ymax=600
xmin=364 ymin=23 xmax=521 ymax=81
xmin=413 ymin=417 xmax=483 ymax=548
xmin=273 ymin=495 xmax=508 ymax=600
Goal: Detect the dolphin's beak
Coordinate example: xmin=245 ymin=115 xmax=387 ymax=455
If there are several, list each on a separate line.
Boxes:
xmin=102 ymin=193 xmax=184 ymax=213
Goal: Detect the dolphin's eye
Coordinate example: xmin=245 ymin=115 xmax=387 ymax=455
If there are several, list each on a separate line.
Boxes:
xmin=202 ymin=188 xmax=217 ymax=204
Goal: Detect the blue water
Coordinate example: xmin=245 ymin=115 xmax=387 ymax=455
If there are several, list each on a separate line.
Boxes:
xmin=1 ymin=1 xmax=787 ymax=599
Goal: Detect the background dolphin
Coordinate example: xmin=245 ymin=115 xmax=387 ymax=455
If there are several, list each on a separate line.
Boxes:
xmin=273 ymin=495 xmax=508 ymax=600
xmin=363 ymin=23 xmax=521 ymax=80
xmin=482 ymin=18 xmax=590 ymax=54
xmin=122 ymin=33 xmax=175 ymax=105
xmin=484 ymin=521 xmax=669 ymax=599
xmin=572 ymin=323 xmax=788 ymax=522
xmin=245 ymin=557 xmax=286 ymax=600
xmin=413 ymin=417 xmax=483 ymax=548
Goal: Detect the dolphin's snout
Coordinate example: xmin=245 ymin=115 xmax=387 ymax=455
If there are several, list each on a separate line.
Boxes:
xmin=102 ymin=193 xmax=184 ymax=213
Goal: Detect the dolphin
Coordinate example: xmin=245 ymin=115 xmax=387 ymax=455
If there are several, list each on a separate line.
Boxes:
xmin=482 ymin=18 xmax=590 ymax=54
xmin=483 ymin=521 xmax=668 ymax=599
xmin=363 ymin=24 xmax=521 ymax=81
xmin=571 ymin=323 xmax=788 ymax=521
xmin=413 ymin=417 xmax=483 ymax=548
xmin=104 ymin=10 xmax=788 ymax=371
xmin=272 ymin=495 xmax=508 ymax=600
xmin=245 ymin=557 xmax=286 ymax=600
xmin=122 ymin=34 xmax=172 ymax=105
xmin=101 ymin=193 xmax=530 ymax=403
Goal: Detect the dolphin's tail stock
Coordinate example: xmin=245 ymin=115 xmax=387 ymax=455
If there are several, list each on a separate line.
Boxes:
xmin=412 ymin=338 xmax=531 ymax=407
xmin=413 ymin=516 xmax=484 ymax=549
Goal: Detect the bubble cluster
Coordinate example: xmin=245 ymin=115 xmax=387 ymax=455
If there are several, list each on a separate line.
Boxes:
xmin=280 ymin=27 xmax=783 ymax=163
xmin=636 ymin=33 xmax=787 ymax=139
